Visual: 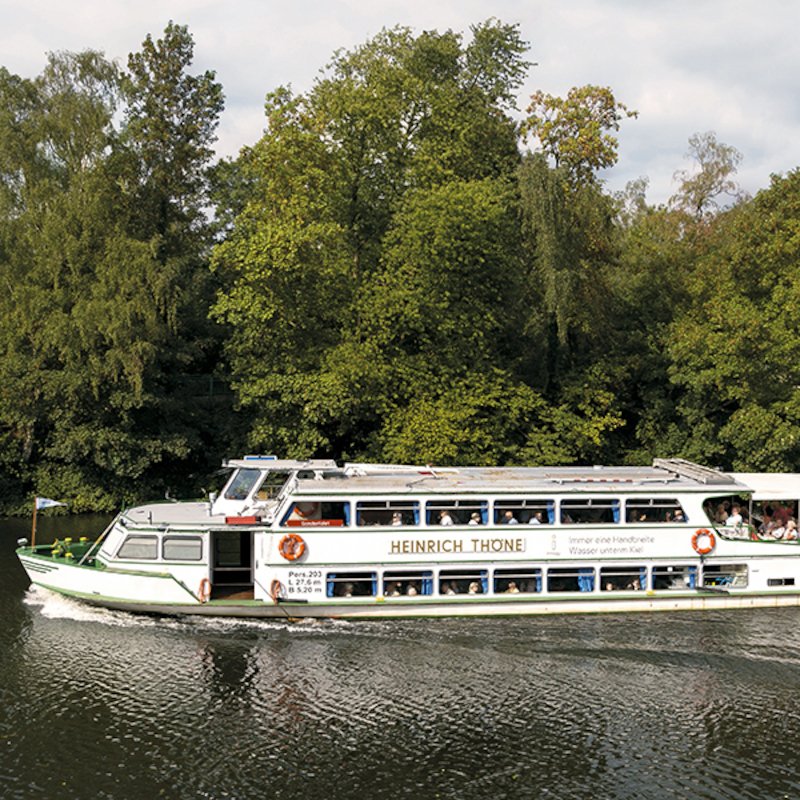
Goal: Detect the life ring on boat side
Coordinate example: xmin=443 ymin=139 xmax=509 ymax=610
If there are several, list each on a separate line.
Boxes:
xmin=269 ymin=579 xmax=284 ymax=604
xmin=294 ymin=502 xmax=320 ymax=519
xmin=278 ymin=533 xmax=306 ymax=561
xmin=198 ymin=577 xmax=212 ymax=603
xmin=692 ymin=528 xmax=716 ymax=556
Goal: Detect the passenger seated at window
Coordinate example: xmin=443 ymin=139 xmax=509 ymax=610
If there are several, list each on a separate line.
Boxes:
xmin=406 ymin=582 xmax=419 ymax=596
xmin=506 ymin=581 xmax=520 ymax=593
xmin=340 ymin=582 xmax=355 ymax=598
xmin=468 ymin=581 xmax=481 ymax=594
xmin=468 ymin=512 xmax=481 ymax=525
xmin=527 ymin=512 xmax=542 ymax=524
xmin=439 ymin=510 xmax=454 ymax=526
xmin=441 ymin=581 xmax=457 ymax=595
xmin=726 ymin=504 xmax=743 ymax=526
xmin=785 ymin=519 xmax=798 ymax=540
xmin=391 ymin=512 xmax=403 ymax=526
xmin=626 ymin=578 xmax=641 ymax=590
xmin=673 ymin=509 xmax=685 ymax=522
xmin=502 ymin=511 xmax=519 ymax=525
xmin=385 ymin=581 xmax=402 ymax=597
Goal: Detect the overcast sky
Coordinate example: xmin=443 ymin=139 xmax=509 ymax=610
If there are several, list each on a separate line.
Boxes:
xmin=1 ymin=0 xmax=798 ymax=205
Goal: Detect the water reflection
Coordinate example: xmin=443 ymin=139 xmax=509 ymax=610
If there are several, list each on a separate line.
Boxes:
xmin=3 ymin=517 xmax=800 ymax=798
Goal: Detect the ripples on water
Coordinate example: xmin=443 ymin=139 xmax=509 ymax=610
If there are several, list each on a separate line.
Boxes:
xmin=2 ymin=519 xmax=800 ymax=799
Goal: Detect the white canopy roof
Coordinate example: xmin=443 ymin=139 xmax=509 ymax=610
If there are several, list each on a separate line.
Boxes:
xmin=732 ymin=473 xmax=800 ymax=501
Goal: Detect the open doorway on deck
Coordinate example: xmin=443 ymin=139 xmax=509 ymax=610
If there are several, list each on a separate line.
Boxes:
xmin=211 ymin=530 xmax=254 ymax=600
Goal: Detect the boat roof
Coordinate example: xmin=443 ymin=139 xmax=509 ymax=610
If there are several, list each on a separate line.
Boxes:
xmin=731 ymin=473 xmax=800 ymax=501
xmin=224 ymin=457 xmax=339 ymax=471
xmin=289 ymin=458 xmax=747 ymax=496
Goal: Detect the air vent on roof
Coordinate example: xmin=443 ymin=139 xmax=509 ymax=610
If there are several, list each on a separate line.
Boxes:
xmin=652 ymin=458 xmax=729 ymax=485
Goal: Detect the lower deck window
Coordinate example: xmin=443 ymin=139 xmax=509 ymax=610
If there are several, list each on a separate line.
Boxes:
xmin=768 ymin=577 xmax=796 ymax=587
xmin=547 ymin=567 xmax=595 ymax=592
xmin=652 ymin=565 xmax=697 ymax=590
xmin=163 ymin=536 xmax=203 ymax=561
xmin=702 ymin=563 xmax=748 ymax=588
xmin=439 ymin=569 xmax=488 ymax=595
xmin=326 ymin=572 xmax=376 ymax=598
xmin=116 ymin=535 xmax=158 ymax=560
xmin=493 ymin=567 xmax=542 ymax=594
xmin=600 ymin=566 xmax=647 ymax=591
xmin=383 ymin=570 xmax=432 ymax=596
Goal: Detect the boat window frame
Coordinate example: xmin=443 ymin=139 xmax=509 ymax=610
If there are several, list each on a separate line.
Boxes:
xmin=425 ymin=499 xmax=489 ymax=526
xmin=162 ymin=535 xmax=203 ymax=562
xmin=560 ymin=498 xmax=620 ymax=525
xmin=599 ymin=565 xmax=647 ymax=591
xmin=547 ymin=566 xmax=596 ymax=592
xmin=492 ymin=566 xmax=542 ymax=594
xmin=438 ymin=568 xmax=489 ymax=595
xmin=652 ymin=564 xmax=698 ymax=590
xmin=116 ymin=534 xmax=159 ymax=561
xmin=702 ymin=563 xmax=748 ymax=589
xmin=325 ymin=571 xmax=377 ymax=598
xmin=382 ymin=569 xmax=433 ymax=596
xmin=223 ymin=468 xmax=262 ymax=501
xmin=624 ymin=498 xmax=687 ymax=524
xmin=493 ymin=499 xmax=554 ymax=525
xmin=356 ymin=500 xmax=420 ymax=527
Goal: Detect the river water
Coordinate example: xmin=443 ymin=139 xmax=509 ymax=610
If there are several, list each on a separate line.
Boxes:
xmin=2 ymin=515 xmax=799 ymax=799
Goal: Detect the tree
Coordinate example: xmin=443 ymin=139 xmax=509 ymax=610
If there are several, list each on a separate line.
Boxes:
xmin=0 ymin=25 xmax=229 ymax=511
xmin=664 ymin=169 xmax=800 ymax=470
xmin=670 ymin=131 xmax=744 ymax=217
xmin=212 ymin=22 xmax=564 ymax=464
xmin=523 ymin=85 xmax=637 ymax=184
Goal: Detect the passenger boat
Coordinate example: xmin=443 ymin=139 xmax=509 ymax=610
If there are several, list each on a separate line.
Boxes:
xmin=15 ymin=456 xmax=800 ymax=618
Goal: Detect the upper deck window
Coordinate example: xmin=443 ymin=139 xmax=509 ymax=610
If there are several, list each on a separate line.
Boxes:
xmin=494 ymin=499 xmax=554 ymax=525
xmin=560 ymin=499 xmax=620 ymax=524
xmin=357 ymin=500 xmax=419 ymax=526
xmin=224 ymin=468 xmax=261 ymax=500
xmin=625 ymin=498 xmax=687 ymax=523
xmin=426 ymin=500 xmax=488 ymax=526
xmin=282 ymin=501 xmax=350 ymax=527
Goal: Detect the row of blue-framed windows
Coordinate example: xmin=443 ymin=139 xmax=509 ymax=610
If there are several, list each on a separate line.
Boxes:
xmin=280 ymin=498 xmax=697 ymax=527
xmin=323 ymin=565 xmax=724 ymax=597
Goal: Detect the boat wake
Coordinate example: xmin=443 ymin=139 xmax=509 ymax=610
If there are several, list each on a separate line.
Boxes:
xmin=22 ymin=586 xmax=355 ymax=634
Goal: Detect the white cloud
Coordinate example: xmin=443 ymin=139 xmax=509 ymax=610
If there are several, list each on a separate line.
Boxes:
xmin=0 ymin=0 xmax=798 ymax=204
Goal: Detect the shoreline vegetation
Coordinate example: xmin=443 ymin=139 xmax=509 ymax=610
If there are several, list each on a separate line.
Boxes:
xmin=2 ymin=21 xmax=799 ymax=515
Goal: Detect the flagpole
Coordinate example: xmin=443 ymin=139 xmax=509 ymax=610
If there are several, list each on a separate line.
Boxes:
xmin=31 ymin=498 xmax=38 ymax=549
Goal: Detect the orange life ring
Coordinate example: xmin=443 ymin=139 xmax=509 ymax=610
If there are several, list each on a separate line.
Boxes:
xmin=692 ymin=528 xmax=716 ymax=556
xmin=294 ymin=502 xmax=320 ymax=519
xmin=278 ymin=533 xmax=306 ymax=561
xmin=269 ymin=579 xmax=284 ymax=604
xmin=198 ymin=577 xmax=212 ymax=603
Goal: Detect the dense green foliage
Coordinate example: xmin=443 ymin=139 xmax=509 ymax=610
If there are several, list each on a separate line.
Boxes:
xmin=1 ymin=19 xmax=799 ymax=512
